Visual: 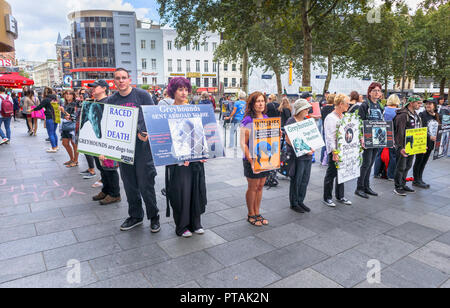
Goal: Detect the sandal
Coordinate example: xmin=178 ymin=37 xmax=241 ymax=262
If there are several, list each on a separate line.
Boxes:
xmin=247 ymin=215 xmax=263 ymax=227
xmin=64 ymin=161 xmax=73 ymax=166
xmin=256 ymin=215 xmax=269 ymax=226
xmin=66 ymin=161 xmax=79 ymax=168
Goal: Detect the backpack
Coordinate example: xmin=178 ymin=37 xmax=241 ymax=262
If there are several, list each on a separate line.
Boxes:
xmin=0 ymin=95 xmax=14 ymax=118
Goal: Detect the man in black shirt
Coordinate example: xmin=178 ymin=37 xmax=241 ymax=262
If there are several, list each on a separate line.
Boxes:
xmin=108 ymin=68 xmax=160 ymax=233
xmin=266 ymin=94 xmax=280 ymax=118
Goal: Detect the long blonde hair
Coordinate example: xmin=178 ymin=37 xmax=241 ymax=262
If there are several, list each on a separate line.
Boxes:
xmin=278 ymin=97 xmax=291 ymax=112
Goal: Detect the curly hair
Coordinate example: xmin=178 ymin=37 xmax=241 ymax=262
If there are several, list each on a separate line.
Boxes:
xmin=244 ymin=91 xmax=267 ymax=118
xmin=167 ymin=77 xmax=192 ymax=99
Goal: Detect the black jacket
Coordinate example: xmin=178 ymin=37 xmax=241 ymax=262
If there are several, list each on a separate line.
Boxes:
xmin=357 ymin=99 xmax=384 ymax=121
xmin=394 ymin=107 xmax=422 ymax=150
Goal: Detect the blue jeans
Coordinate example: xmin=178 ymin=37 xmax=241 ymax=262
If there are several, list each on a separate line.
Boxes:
xmin=46 ymin=119 xmax=58 ymax=148
xmin=0 ymin=117 xmax=11 ymax=139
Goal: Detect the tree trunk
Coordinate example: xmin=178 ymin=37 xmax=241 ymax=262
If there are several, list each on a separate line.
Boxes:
xmin=242 ymin=48 xmax=249 ymax=94
xmin=384 ymin=74 xmax=389 ymax=98
xmin=301 ymin=1 xmax=312 ymax=88
xmin=274 ymin=67 xmax=283 ymax=100
xmin=439 ymin=77 xmax=446 ymax=97
xmin=323 ymin=52 xmax=333 ymax=94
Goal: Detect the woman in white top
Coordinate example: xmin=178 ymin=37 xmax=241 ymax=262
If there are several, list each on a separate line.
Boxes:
xmin=22 ymin=89 xmax=39 ymax=136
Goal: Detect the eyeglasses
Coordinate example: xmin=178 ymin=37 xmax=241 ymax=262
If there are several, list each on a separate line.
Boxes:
xmin=114 ymin=77 xmax=129 ymax=81
xmin=371 ymin=89 xmax=382 ymax=93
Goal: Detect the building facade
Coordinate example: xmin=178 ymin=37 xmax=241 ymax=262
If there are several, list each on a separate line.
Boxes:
xmin=32 ymin=60 xmax=59 ymax=88
xmin=0 ymin=0 xmax=17 ymax=53
xmin=136 ymin=22 xmax=164 ymax=87
xmin=56 ymin=33 xmax=73 ymax=86
xmin=219 ymin=60 xmax=243 ymax=95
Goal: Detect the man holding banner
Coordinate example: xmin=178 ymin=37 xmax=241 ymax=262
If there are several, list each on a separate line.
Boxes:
xmin=393 ymin=96 xmax=423 ymax=196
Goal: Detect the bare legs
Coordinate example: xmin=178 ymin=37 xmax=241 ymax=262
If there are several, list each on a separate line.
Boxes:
xmin=246 ymin=177 xmax=267 ymax=226
xmin=62 ymin=138 xmax=79 ymax=166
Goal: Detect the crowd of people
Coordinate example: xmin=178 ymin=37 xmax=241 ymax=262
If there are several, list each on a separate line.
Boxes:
xmin=0 ymin=72 xmax=448 ymax=238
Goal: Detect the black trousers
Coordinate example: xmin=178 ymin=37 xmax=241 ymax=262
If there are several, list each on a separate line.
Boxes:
xmin=94 ymin=157 xmax=120 ymax=198
xmin=289 ymin=159 xmax=312 ymax=206
xmin=394 ymin=148 xmax=415 ymax=190
xmin=85 ymin=154 xmax=95 ymax=169
xmin=323 ymin=153 xmax=345 ymax=201
xmin=119 ymin=139 xmax=158 ymax=220
xmin=357 ymin=148 xmax=378 ymax=191
xmin=413 ymin=144 xmax=434 ymax=182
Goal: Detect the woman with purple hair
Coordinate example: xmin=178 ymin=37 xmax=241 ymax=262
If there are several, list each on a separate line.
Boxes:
xmin=164 ymin=77 xmax=208 ymax=238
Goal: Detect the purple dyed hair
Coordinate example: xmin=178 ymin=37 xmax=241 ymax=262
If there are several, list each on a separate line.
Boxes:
xmin=167 ymin=77 xmax=192 ymax=99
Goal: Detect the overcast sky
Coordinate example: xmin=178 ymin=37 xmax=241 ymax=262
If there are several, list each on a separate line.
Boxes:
xmin=11 ymin=0 xmax=423 ymax=62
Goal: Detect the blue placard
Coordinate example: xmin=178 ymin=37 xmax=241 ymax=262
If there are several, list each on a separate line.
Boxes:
xmin=142 ymin=105 xmax=225 ymax=166
xmin=262 ymin=75 xmax=273 ymax=79
xmin=316 ymin=75 xmax=327 ymax=79
xmin=363 ymin=76 xmax=372 ymax=81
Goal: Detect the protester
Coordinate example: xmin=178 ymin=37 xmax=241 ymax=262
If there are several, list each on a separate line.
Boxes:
xmin=158 ymin=88 xmax=174 ymax=106
xmin=320 ymin=91 xmax=330 ymax=107
xmin=279 ymin=97 xmax=292 ymax=128
xmin=323 ymin=94 xmax=353 ymax=207
xmin=285 ymin=99 xmax=314 ymax=213
xmin=266 ymin=94 xmax=280 ymax=118
xmin=225 ymin=91 xmax=246 ymax=148
xmin=30 ymin=87 xmax=59 ymax=153
xmin=0 ymin=86 xmax=13 ymax=144
xmin=354 ymin=82 xmax=384 ymax=199
xmin=393 ymin=95 xmax=423 ymax=196
xmin=348 ymin=91 xmax=359 ymax=112
xmin=22 ymin=89 xmax=39 ymax=136
xmin=11 ymin=92 xmax=19 ymax=121
xmin=320 ymin=94 xmax=336 ymax=166
xmin=199 ymin=91 xmax=213 ymax=106
xmin=87 ymin=80 xmax=122 ymax=205
xmin=240 ymin=92 xmax=270 ymax=226
xmin=164 ymin=77 xmax=207 ymax=237
xmin=109 ymin=68 xmax=160 ymax=232
xmin=373 ymin=94 xmax=400 ymax=180
xmin=412 ymin=98 xmax=440 ymax=189
xmin=60 ymin=89 xmax=79 ymax=168
xmin=437 ymin=96 xmax=448 ymax=116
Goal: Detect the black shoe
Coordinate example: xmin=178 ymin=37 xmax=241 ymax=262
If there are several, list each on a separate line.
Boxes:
xmin=120 ymin=217 xmax=143 ymax=231
xmin=403 ymin=186 xmax=415 ymax=193
xmin=290 ymin=205 xmax=305 ymax=213
xmin=394 ymin=188 xmax=407 ymax=196
xmin=299 ymin=204 xmax=311 ymax=213
xmin=150 ymin=215 xmax=161 ymax=233
xmin=364 ymin=188 xmax=378 ymax=196
xmin=413 ymin=181 xmax=430 ymax=189
xmin=355 ymin=190 xmax=369 ymax=199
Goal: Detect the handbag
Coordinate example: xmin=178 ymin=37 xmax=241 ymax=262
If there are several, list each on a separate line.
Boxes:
xmin=31 ymin=106 xmax=45 ymax=119
xmin=61 ymin=120 xmax=76 ymax=132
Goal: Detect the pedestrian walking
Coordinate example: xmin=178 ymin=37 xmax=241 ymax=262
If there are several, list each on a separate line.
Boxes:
xmin=0 ymin=86 xmax=13 ymax=145
xmin=393 ymin=95 xmax=423 ymax=196
xmin=355 ymin=82 xmax=384 ymax=199
xmin=164 ymin=77 xmax=207 ymax=238
xmin=109 ymin=68 xmax=160 ymax=233
xmin=240 ymin=92 xmax=271 ymax=227
xmin=21 ymin=89 xmax=39 ymax=136
xmin=323 ymin=94 xmax=353 ymax=207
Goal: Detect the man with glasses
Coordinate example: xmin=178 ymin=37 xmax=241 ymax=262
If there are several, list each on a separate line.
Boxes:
xmin=108 ymin=68 xmax=160 ymax=233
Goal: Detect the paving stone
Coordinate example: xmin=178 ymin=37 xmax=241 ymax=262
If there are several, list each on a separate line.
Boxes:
xmin=85 ymin=271 xmax=151 ymax=288
xmin=0 ymin=230 xmax=77 ymax=261
xmin=263 ymin=208 xmax=308 ymax=228
xmin=257 ymin=242 xmax=329 ymax=278
xmin=0 ymin=261 xmax=97 ymax=288
xmin=73 ymin=220 xmax=123 ymax=242
xmin=176 ymin=281 xmax=201 ymax=288
xmin=268 ymin=268 xmax=343 ymax=288
xmin=440 ymin=280 xmax=450 ymax=288
xmin=201 ymin=212 xmax=230 ymax=229
xmin=381 ymin=257 xmax=448 ymax=288
xmin=158 ymin=230 xmax=227 ymax=259
xmin=409 ymin=241 xmax=450 ymax=274
xmin=142 ymin=251 xmax=224 ymax=288
xmin=211 ymin=220 xmax=272 ymax=242
xmin=114 ymin=223 xmax=177 ymax=250
xmin=434 ymin=206 xmax=450 ymax=218
xmin=411 ymin=213 xmax=450 ymax=233
xmin=435 ymin=232 xmax=450 ymax=246
xmin=371 ymin=208 xmax=419 ymax=227
xmin=206 ymin=236 xmax=275 ymax=267
xmin=256 ymin=223 xmax=316 ymax=248
xmin=295 ymin=211 xmax=351 ymax=234
xmin=205 ymin=200 xmax=231 ymax=213
xmin=0 ymin=224 xmax=37 ymax=244
xmin=312 ymin=249 xmax=381 ymax=288
xmin=303 ymin=228 xmax=363 ymax=256
xmin=89 ymin=244 xmax=169 ymax=280
xmin=0 ymin=204 xmax=31 ymax=217
xmin=385 ymin=222 xmax=442 ymax=247
xmin=353 ymin=281 xmax=390 ymax=288
xmin=215 ymin=206 xmax=257 ymax=222
xmin=35 ymin=213 xmax=100 ymax=235
xmin=339 ymin=217 xmax=395 ymax=240
xmin=0 ymin=208 xmax=63 ymax=229
xmin=0 ymin=253 xmax=46 ymax=284
xmin=43 ymin=236 xmax=122 ymax=270
xmin=197 ymin=259 xmax=281 ymax=288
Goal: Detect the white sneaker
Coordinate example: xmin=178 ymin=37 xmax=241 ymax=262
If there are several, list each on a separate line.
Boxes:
xmin=337 ymin=198 xmax=352 ymax=206
xmin=323 ymin=199 xmax=336 ymax=208
xmin=46 ymin=148 xmax=57 ymax=153
xmin=92 ymin=181 xmax=103 ymax=188
xmin=0 ymin=138 xmax=7 ymax=145
xmin=194 ymin=229 xmax=205 ymax=235
xmin=182 ymin=231 xmax=193 ymax=238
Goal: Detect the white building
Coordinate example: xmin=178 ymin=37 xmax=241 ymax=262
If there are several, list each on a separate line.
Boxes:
xmin=219 ymin=60 xmax=243 ymax=94
xmin=32 ymin=60 xmax=59 ymax=88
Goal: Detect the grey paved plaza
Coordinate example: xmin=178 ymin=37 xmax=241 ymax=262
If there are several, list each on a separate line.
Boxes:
xmin=0 ymin=118 xmax=449 ymax=288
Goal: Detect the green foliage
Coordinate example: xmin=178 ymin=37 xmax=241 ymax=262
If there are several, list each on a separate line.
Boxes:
xmin=141 ymin=85 xmax=150 ymax=90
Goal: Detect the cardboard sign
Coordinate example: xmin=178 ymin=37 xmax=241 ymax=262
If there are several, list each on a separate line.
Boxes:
xmin=142 ymin=104 xmax=225 ymax=166
xmin=337 ymin=113 xmax=362 ymax=184
xmin=433 ymin=115 xmax=450 ymax=160
xmin=363 ymin=120 xmax=394 ymax=148
xmin=252 ymin=118 xmax=281 ymax=172
xmin=77 ymin=102 xmax=138 ymax=164
xmin=405 ymin=128 xmax=428 ymax=155
xmin=284 ymin=118 xmax=325 ymax=157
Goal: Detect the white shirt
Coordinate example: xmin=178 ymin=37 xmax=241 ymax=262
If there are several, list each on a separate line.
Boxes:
xmin=324 ymin=111 xmax=342 ymax=153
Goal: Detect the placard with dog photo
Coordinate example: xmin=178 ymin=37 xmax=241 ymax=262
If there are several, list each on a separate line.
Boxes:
xmin=251 ymin=118 xmax=281 ymax=172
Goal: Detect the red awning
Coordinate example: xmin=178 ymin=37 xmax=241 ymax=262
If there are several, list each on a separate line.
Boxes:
xmin=0 ymin=73 xmax=34 ymax=89
xmin=196 ymin=87 xmax=218 ymax=93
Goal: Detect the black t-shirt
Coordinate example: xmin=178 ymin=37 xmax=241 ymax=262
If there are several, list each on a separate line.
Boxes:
xmin=107 ymin=88 xmax=154 ymax=134
xmin=267 ymin=102 xmax=281 ymax=118
xmin=285 ymin=117 xmax=312 ymax=161
xmin=321 ymin=105 xmax=335 ymax=122
xmin=280 ymin=108 xmax=292 ymax=128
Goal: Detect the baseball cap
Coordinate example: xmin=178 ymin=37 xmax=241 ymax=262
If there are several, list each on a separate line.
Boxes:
xmin=300 ymin=92 xmax=312 ymax=99
xmin=423 ymin=97 xmax=435 ymax=104
xmin=405 ymin=95 xmax=422 ymax=106
xmin=88 ymin=80 xmax=109 ymax=89
xmin=293 ymin=99 xmax=311 ymax=115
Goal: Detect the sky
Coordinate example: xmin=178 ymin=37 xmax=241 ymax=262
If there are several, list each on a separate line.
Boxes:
xmin=10 ymin=0 xmax=423 ymax=63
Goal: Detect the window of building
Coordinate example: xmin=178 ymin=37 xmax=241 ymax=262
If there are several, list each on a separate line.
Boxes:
xmin=152 ymin=59 xmax=157 ymax=70
xmin=232 ymin=78 xmax=237 ymax=87
xmin=213 ymin=62 xmax=217 ymax=73
xmin=152 ymin=77 xmax=157 ymax=85
xmin=196 ymin=78 xmax=201 ymax=87
xmin=186 ymin=60 xmax=191 ymax=72
xmin=122 ymin=61 xmax=131 ymax=64
xmin=204 ymin=60 xmax=209 ymax=72
xmin=212 ymin=78 xmax=217 ymax=87
xmin=141 ymin=40 xmax=146 ymax=49
xmin=177 ymin=59 xmax=182 ymax=72
xmin=151 ymin=40 xmax=156 ymax=50
xmin=120 ymin=24 xmax=129 ymax=27
xmin=224 ymin=63 xmax=228 ymax=71
xmin=176 ymin=43 xmax=181 ymax=51
xmin=167 ymin=41 xmax=172 ymax=50
xmin=232 ymin=64 xmax=237 ymax=71
xmin=194 ymin=43 xmax=200 ymax=51
xmin=168 ymin=59 xmax=172 ymax=72
xmin=240 ymin=78 xmax=242 ymax=87
xmin=142 ymin=58 xmax=147 ymax=70
xmin=204 ymin=78 xmax=209 ymax=87
xmin=204 ymin=42 xmax=208 ymax=52
xmin=121 ymin=52 xmax=131 ymax=55
xmin=120 ymin=33 xmax=130 ymax=37
xmin=121 ymin=43 xmax=130 ymax=46
xmin=240 ymin=64 xmax=243 ymax=72
xmin=196 ymin=60 xmax=200 ymax=72
xmin=213 ymin=42 xmax=217 ymax=51
xmin=143 ymin=77 xmax=148 ymax=84
xmin=186 ymin=44 xmax=190 ymax=51
xmin=224 ymin=78 xmax=228 ymax=87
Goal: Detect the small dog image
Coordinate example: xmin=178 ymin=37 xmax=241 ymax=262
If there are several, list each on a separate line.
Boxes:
xmin=81 ymin=102 xmax=105 ymax=139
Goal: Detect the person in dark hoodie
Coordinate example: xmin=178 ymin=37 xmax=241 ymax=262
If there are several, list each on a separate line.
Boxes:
xmin=393 ymin=95 xmax=423 ymax=196
xmin=31 ymin=87 xmax=59 ymax=153
xmin=412 ymin=98 xmax=440 ymax=189
xmin=354 ymin=82 xmax=384 ymax=199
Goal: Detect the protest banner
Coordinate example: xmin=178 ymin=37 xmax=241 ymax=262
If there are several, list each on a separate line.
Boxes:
xmin=142 ymin=104 xmax=225 ymax=166
xmin=311 ymin=102 xmax=321 ymax=117
xmin=77 ymin=102 xmax=138 ymax=164
xmin=405 ymin=127 xmax=428 ymax=155
xmin=433 ymin=115 xmax=450 ymax=160
xmin=362 ymin=120 xmax=394 ymax=148
xmin=51 ymin=102 xmax=61 ymax=124
xmin=284 ymin=118 xmax=325 ymax=157
xmin=337 ymin=113 xmax=362 ymax=184
xmin=251 ymin=118 xmax=281 ymax=172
